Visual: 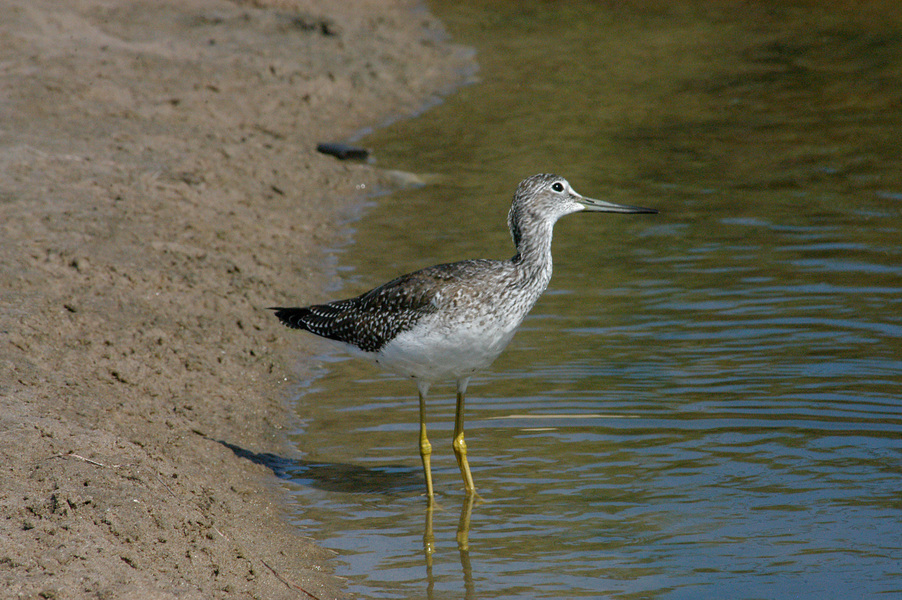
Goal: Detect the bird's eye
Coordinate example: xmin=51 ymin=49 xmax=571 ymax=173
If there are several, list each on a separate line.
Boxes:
xmin=551 ymin=182 xmax=565 ymax=193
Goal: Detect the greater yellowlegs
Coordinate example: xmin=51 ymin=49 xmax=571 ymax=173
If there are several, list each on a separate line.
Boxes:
xmin=272 ymin=173 xmax=656 ymax=499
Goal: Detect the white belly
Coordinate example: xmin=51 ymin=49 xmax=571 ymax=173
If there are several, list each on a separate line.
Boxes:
xmin=372 ymin=310 xmax=523 ymax=382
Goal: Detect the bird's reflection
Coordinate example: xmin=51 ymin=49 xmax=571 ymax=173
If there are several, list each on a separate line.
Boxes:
xmin=214 ymin=434 xmax=480 ymax=597
xmin=424 ymin=494 xmax=477 ymax=600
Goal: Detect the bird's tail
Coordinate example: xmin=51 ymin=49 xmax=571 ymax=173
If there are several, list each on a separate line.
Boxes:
xmin=269 ymin=306 xmax=313 ymax=331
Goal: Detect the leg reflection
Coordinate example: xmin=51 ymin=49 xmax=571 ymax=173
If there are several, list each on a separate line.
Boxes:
xmin=458 ymin=493 xmax=476 ymax=600
xmin=423 ymin=499 xmax=436 ymax=600
xmin=422 ymin=494 xmax=477 ymax=600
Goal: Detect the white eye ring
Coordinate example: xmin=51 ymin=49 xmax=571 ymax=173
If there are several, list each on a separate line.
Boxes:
xmin=551 ymin=182 xmax=565 ymax=193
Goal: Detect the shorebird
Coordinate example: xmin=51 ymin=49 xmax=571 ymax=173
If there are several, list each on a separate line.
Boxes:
xmin=272 ymin=173 xmax=656 ymax=499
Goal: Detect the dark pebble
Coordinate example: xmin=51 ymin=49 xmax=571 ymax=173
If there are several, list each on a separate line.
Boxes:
xmin=316 ymin=143 xmax=369 ymax=161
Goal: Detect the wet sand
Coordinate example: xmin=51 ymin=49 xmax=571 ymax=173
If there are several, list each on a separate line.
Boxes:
xmin=0 ymin=1 xmax=470 ymax=598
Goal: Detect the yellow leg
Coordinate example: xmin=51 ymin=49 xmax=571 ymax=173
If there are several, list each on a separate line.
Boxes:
xmin=452 ymin=380 xmax=476 ymax=495
xmin=418 ymin=386 xmax=435 ymax=499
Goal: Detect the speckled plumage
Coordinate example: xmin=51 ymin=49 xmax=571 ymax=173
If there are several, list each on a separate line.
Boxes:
xmin=271 ymin=173 xmax=656 ymax=498
xmin=273 ymin=257 xmax=545 ymax=378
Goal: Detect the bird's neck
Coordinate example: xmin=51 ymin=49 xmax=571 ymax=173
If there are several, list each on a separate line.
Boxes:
xmin=510 ymin=215 xmax=555 ymax=287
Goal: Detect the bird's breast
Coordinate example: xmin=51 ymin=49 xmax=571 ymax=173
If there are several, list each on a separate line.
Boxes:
xmin=379 ymin=281 xmax=535 ymax=375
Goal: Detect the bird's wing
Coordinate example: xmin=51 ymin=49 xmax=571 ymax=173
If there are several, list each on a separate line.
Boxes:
xmin=274 ymin=260 xmax=499 ymax=352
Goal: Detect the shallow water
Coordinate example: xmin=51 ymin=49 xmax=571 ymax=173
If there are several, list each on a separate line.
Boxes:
xmin=281 ymin=2 xmax=902 ymax=598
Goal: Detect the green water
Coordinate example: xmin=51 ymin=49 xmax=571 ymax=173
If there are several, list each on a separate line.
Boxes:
xmin=283 ymin=2 xmax=902 ymax=598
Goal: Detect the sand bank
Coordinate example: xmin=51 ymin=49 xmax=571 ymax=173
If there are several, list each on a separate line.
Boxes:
xmin=0 ymin=1 xmax=470 ymax=597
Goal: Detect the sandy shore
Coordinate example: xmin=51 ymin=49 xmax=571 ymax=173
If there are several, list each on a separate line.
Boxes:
xmin=0 ymin=1 xmax=469 ymax=598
